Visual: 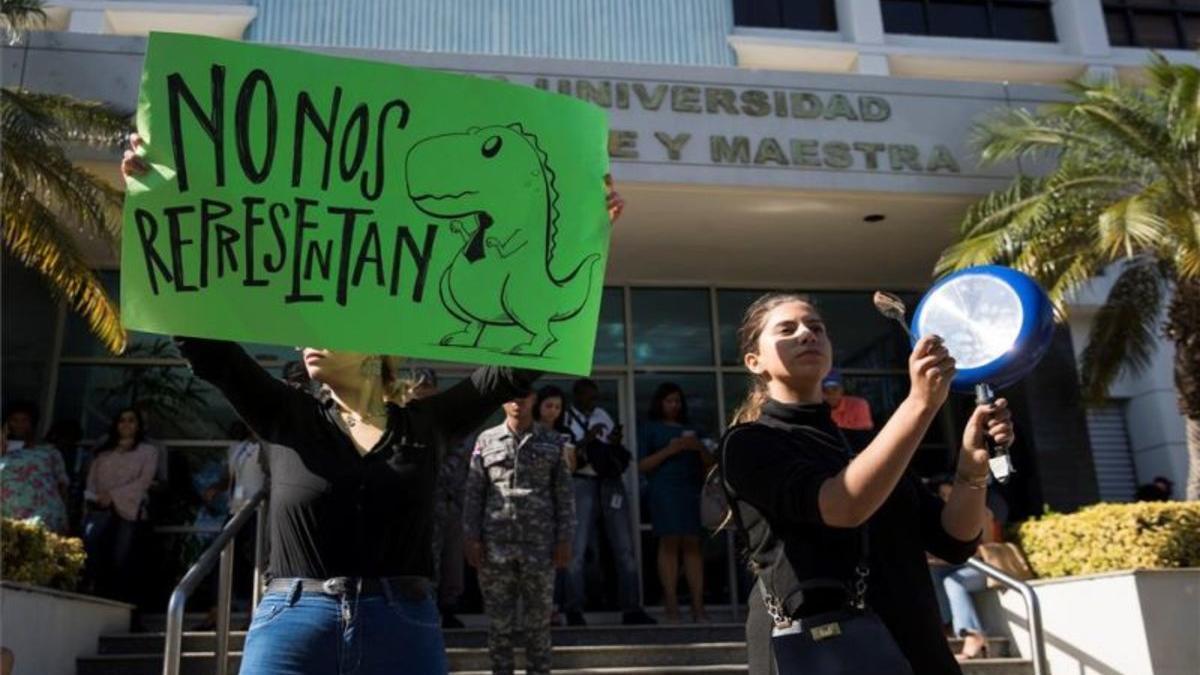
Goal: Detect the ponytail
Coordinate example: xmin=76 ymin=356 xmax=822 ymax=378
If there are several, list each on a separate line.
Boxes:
xmin=730 ymin=379 xmax=769 ymax=426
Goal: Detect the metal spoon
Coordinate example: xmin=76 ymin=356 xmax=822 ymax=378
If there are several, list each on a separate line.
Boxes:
xmin=872 ymin=291 xmax=914 ymax=341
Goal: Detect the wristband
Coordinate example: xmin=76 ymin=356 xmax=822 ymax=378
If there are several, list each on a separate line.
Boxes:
xmin=955 ymin=472 xmax=989 ymax=489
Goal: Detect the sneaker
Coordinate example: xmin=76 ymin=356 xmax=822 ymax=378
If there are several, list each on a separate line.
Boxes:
xmin=621 ymin=609 xmax=657 ymax=625
xmin=565 ymin=611 xmax=587 ymax=627
xmin=441 ymin=613 xmax=465 ymax=629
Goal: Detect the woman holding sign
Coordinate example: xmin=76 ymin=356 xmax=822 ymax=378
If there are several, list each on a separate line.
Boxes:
xmin=123 ymin=137 xmax=624 ymax=675
xmin=719 ymin=293 xmax=1012 ymax=675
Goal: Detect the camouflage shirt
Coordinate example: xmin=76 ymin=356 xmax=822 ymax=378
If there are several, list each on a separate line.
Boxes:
xmin=464 ymin=421 xmax=574 ymax=560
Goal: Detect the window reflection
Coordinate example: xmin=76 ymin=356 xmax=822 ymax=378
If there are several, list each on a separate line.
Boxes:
xmin=631 ymin=289 xmax=713 ymax=366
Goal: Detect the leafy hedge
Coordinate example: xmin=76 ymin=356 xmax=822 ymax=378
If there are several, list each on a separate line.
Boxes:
xmin=1 ymin=518 xmax=86 ymax=591
xmin=1015 ymin=502 xmax=1200 ymax=579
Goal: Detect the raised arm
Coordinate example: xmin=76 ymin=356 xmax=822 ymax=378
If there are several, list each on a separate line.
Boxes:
xmin=817 ymin=336 xmax=954 ymax=527
xmin=419 ymin=367 xmax=540 ymax=439
xmin=175 ymin=337 xmax=317 ymax=449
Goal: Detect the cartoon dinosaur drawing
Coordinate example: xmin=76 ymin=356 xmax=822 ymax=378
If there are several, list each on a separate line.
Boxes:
xmin=405 ymin=124 xmax=600 ymax=356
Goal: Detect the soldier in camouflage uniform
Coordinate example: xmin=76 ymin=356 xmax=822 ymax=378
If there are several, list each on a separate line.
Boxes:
xmin=465 ymin=391 xmax=575 ymax=675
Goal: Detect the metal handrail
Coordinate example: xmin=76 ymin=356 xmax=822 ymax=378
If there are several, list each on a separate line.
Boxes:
xmin=163 ymin=489 xmax=268 ymax=675
xmin=965 ymin=557 xmax=1046 ymax=675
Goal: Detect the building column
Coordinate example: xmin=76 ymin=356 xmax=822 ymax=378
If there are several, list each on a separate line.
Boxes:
xmin=835 ymin=0 xmax=891 ymax=76
xmin=1053 ymin=0 xmax=1112 ymax=57
xmin=66 ymin=9 xmax=106 ymax=34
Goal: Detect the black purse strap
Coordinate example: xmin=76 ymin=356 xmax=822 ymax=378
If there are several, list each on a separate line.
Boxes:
xmin=721 ymin=417 xmax=871 ymax=624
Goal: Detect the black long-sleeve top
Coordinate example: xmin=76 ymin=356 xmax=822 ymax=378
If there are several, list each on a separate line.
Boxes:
xmin=722 ymin=400 xmax=979 ymax=675
xmin=176 ymin=337 xmax=537 ymax=580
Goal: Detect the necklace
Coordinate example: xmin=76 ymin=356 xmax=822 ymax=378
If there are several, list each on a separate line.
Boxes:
xmin=338 ymin=405 xmax=388 ymax=428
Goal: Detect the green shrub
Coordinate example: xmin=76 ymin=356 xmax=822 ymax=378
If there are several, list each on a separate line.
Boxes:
xmin=1015 ymin=502 xmax=1200 ymax=579
xmin=1 ymin=518 xmax=86 ymax=591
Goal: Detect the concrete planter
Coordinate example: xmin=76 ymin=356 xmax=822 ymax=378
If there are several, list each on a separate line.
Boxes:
xmin=0 ymin=581 xmax=132 ymax=675
xmin=978 ymin=569 xmax=1200 ymax=675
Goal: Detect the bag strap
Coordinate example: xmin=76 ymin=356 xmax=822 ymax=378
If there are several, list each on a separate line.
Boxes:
xmin=722 ymin=418 xmax=872 ymax=621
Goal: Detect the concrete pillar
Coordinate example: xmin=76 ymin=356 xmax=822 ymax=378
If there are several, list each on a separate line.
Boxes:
xmin=836 ymin=0 xmax=885 ymax=44
xmin=1053 ymin=0 xmax=1111 ymax=57
xmin=856 ymin=53 xmax=890 ymax=76
xmin=836 ymin=0 xmax=890 ymax=75
xmin=66 ymin=9 xmax=106 ymax=34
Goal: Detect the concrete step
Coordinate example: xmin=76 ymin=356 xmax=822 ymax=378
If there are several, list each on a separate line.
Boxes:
xmin=77 ymin=653 xmax=1034 ymax=675
xmin=99 ymin=623 xmax=755 ymax=653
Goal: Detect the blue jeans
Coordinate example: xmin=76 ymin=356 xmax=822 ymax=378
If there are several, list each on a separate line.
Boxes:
xmin=238 ymin=580 xmax=447 ymax=675
xmin=930 ymin=565 xmax=986 ymax=636
xmin=564 ymin=476 xmax=641 ymax=613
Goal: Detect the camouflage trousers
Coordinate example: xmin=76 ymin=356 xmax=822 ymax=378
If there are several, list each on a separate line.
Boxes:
xmin=478 ymin=557 xmax=557 ymax=675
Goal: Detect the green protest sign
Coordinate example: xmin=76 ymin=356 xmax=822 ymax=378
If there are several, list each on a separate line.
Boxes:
xmin=122 ymin=33 xmax=611 ymax=375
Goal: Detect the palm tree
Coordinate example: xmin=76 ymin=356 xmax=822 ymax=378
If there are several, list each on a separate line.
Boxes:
xmin=937 ymin=53 xmax=1199 ymax=500
xmin=2 ymin=0 xmax=129 ymax=353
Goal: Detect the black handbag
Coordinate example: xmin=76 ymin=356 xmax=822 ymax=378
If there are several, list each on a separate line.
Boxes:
xmin=722 ymin=421 xmax=913 ymax=675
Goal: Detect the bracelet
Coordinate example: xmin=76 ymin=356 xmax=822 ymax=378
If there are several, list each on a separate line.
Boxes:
xmin=955 ymin=472 xmax=989 ymax=489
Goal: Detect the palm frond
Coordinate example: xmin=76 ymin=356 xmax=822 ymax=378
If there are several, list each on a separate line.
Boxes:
xmin=971 ymin=108 xmax=1097 ymax=165
xmin=2 ymin=172 xmax=126 ymax=353
xmin=1078 ymin=259 xmax=1166 ymax=404
xmin=1147 ymin=52 xmax=1200 ymax=151
xmin=1 ymin=0 xmax=45 ymax=44
xmin=1097 ymin=194 xmax=1172 ymax=260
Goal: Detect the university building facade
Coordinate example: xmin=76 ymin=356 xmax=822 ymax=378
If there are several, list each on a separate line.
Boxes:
xmin=3 ymin=0 xmax=1195 ymax=611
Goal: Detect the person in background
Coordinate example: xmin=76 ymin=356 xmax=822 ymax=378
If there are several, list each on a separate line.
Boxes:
xmin=45 ymin=419 xmax=88 ymax=534
xmin=418 ymin=367 xmax=471 ymax=629
xmin=84 ymin=407 xmax=159 ymax=604
xmin=464 ymin=391 xmax=574 ymax=675
xmin=636 ymin=383 xmax=713 ymax=623
xmin=0 ymin=401 xmax=69 ymax=533
xmin=927 ymin=477 xmax=995 ymax=661
xmin=821 ymin=369 xmax=874 ymax=432
xmin=533 ymin=384 xmax=576 ymax=626
xmin=1135 ymin=476 xmax=1174 ymax=501
xmin=563 ymin=378 xmax=655 ymax=626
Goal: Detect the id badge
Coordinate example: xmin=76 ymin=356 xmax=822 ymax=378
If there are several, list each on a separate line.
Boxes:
xmin=609 ymin=493 xmax=623 ymax=510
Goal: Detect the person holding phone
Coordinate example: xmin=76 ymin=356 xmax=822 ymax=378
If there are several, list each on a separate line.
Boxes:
xmin=637 ymin=383 xmax=713 ymax=623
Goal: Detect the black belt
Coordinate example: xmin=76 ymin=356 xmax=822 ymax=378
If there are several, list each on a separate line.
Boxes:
xmin=266 ymin=576 xmax=431 ymax=602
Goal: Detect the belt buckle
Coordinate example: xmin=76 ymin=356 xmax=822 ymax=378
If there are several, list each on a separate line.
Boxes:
xmin=322 ymin=577 xmax=346 ymax=595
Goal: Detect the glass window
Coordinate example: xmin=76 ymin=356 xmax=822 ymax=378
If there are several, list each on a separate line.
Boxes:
xmin=1184 ymin=14 xmax=1200 ymax=47
xmin=1105 ymin=9 xmax=1134 ymax=44
xmin=883 ymin=0 xmax=1057 ymax=41
xmin=53 ymin=363 xmax=243 ymax=440
xmin=808 ymin=292 xmax=915 ymax=371
xmin=723 ymin=372 xmax=753 ymax=428
xmin=1134 ymin=12 xmax=1184 ymax=47
xmin=594 ymin=287 xmax=626 ymax=366
xmin=717 ymin=289 xmax=768 ymax=366
xmin=3 ymin=255 xmax=63 ymax=405
xmin=631 ymin=289 xmax=713 ymax=366
xmin=882 ymin=0 xmax=928 ymax=34
xmin=1103 ymin=1 xmax=1199 ymax=48
xmin=733 ymin=0 xmax=838 ymax=31
xmin=927 ymin=3 xmax=991 ymax=39
xmin=993 ymin=4 xmax=1057 ymax=41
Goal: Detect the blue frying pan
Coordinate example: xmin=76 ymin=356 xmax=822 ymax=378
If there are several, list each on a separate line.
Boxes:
xmin=907 ymin=266 xmax=1055 ymax=483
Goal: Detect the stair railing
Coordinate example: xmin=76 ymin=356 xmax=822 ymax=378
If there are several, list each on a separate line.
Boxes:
xmin=965 ymin=557 xmax=1046 ymax=675
xmin=163 ymin=489 xmax=267 ymax=675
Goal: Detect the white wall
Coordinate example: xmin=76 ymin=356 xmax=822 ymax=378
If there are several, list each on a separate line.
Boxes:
xmin=979 ymin=570 xmax=1200 ymax=675
xmin=0 ymin=582 xmax=132 ymax=675
xmin=1067 ymin=268 xmax=1189 ymax=499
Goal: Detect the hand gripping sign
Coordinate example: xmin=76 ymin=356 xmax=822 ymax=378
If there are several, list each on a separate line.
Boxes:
xmin=122 ymin=33 xmax=611 ymax=376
